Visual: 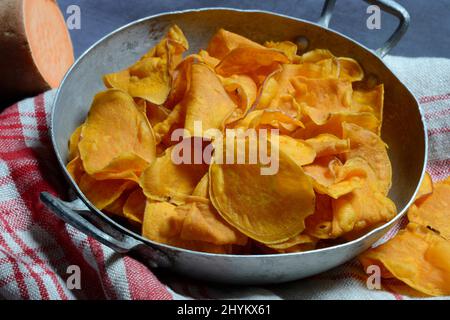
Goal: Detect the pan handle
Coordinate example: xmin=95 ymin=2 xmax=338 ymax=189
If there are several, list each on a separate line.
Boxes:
xmin=317 ymin=0 xmax=410 ymax=58
xmin=40 ymin=192 xmax=171 ymax=268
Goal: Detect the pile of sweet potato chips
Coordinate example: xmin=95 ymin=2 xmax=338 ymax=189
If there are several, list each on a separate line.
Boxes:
xmin=67 ymin=25 xmax=397 ymax=255
xmin=360 ymin=173 xmax=450 ymax=296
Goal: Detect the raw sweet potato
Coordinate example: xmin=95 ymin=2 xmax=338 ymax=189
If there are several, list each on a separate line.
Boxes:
xmin=0 ymin=0 xmax=74 ymax=100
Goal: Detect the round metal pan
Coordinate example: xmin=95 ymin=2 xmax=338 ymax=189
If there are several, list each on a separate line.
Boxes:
xmin=41 ymin=0 xmax=427 ymax=284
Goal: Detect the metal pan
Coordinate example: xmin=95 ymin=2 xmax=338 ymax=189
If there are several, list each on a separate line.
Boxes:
xmin=41 ymin=0 xmax=427 ymax=284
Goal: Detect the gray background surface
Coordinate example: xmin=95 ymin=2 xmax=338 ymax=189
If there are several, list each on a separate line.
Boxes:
xmin=58 ymin=0 xmax=450 ymax=59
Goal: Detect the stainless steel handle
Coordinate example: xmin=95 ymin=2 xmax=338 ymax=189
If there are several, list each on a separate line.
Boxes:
xmin=40 ymin=192 xmax=170 ymax=268
xmin=318 ymin=0 xmax=410 ymax=57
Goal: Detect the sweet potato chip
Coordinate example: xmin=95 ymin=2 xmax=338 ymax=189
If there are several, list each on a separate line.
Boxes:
xmin=408 ymin=176 xmax=450 ymax=240
xmin=78 ymin=174 xmax=135 ymax=210
xmin=192 ymin=174 xmax=209 ymax=198
xmin=292 ymin=111 xmax=379 ymax=139
xmin=230 ymin=110 xmax=304 ymax=134
xmin=220 ymin=74 xmax=257 ymax=123
xmin=255 ymin=62 xmax=340 ymax=118
xmin=264 ymin=40 xmax=300 ymax=62
xmin=89 ymin=153 xmax=150 ymax=182
xmin=360 ymin=224 xmax=450 ymax=296
xmin=142 ymin=201 xmax=242 ymax=253
xmin=207 ymin=28 xmax=265 ymax=60
xmin=304 ymin=157 xmax=366 ymax=199
xmin=331 ymin=176 xmax=396 ymax=237
xmin=291 ymin=76 xmax=353 ymax=125
xmin=299 ymin=49 xmax=334 ymax=63
xmin=215 ymin=47 xmax=289 ymax=79
xmin=78 ymin=90 xmax=156 ymax=179
xmin=278 ymin=135 xmax=316 ymax=166
xmin=209 ymin=135 xmax=315 ymax=244
xmin=68 ymin=125 xmax=82 ymax=161
xmin=136 ymin=99 xmax=170 ymax=127
xmin=352 ymin=84 xmax=384 ymax=134
xmin=264 ymin=233 xmax=317 ymax=251
xmin=66 ymin=156 xmax=84 ymax=183
xmin=343 ymin=122 xmax=392 ymax=195
xmin=337 ymin=57 xmax=364 ymax=82
xmin=305 ymin=193 xmax=334 ymax=239
xmin=184 ymin=63 xmax=237 ymax=135
xmin=179 ymin=201 xmax=247 ymax=246
xmin=255 ymin=65 xmax=303 ymax=118
xmin=104 ymin=192 xmax=129 ymax=217
xmin=198 ymin=50 xmax=220 ymax=68
xmin=413 ymin=171 xmax=434 ymax=204
xmin=123 ymin=187 xmax=147 ymax=224
xmin=305 ymin=157 xmax=395 ymax=238
xmin=152 ymin=103 xmax=185 ymax=144
xmin=103 ymin=25 xmax=188 ymax=105
xmin=305 ymin=134 xmax=350 ymax=157
xmin=139 ymin=145 xmax=208 ymax=204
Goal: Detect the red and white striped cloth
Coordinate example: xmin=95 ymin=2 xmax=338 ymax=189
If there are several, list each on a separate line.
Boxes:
xmin=0 ymin=56 xmax=449 ymax=300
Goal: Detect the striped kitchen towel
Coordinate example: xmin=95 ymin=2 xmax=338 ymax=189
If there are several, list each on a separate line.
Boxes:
xmin=0 ymin=55 xmax=448 ymax=300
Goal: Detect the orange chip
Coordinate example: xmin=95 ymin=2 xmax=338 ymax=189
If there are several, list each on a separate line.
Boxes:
xmin=163 ymin=56 xmax=193 ymax=110
xmin=78 ymin=174 xmax=135 ymax=210
xmin=305 ymin=157 xmax=396 ymax=238
xmin=305 ymin=134 xmax=350 ymax=157
xmin=264 ymin=40 xmax=300 ymax=62
xmin=305 ymin=193 xmax=334 ymax=239
xmin=135 ymin=99 xmax=170 ymax=127
xmin=123 ymin=187 xmax=147 ymax=224
xmin=89 ymin=153 xmax=150 ymax=182
xmin=230 ymin=110 xmax=304 ymax=134
xmin=139 ymin=145 xmax=208 ymax=204
xmin=220 ymin=74 xmax=257 ymax=123
xmin=68 ymin=125 xmax=82 ymax=161
xmin=104 ymin=25 xmax=188 ymax=105
xmin=278 ymin=135 xmax=316 ymax=166
xmin=293 ymin=111 xmax=379 ymax=139
xmin=215 ymin=47 xmax=289 ymax=79
xmin=352 ymin=84 xmax=384 ymax=134
xmin=291 ymin=76 xmax=353 ymax=125
xmin=299 ymin=49 xmax=334 ymax=63
xmin=337 ymin=57 xmax=364 ymax=82
xmin=78 ymin=89 xmax=156 ymax=178
xmin=152 ymin=103 xmax=185 ymax=145
xmin=142 ymin=200 xmax=244 ymax=253
xmin=264 ymin=233 xmax=317 ymax=251
xmin=192 ymin=174 xmax=209 ymax=198
xmin=343 ymin=122 xmax=392 ymax=195
xmin=304 ymin=157 xmax=366 ymax=199
xmin=66 ymin=156 xmax=84 ymax=183
xmin=331 ymin=177 xmax=396 ymax=237
xmin=408 ymin=176 xmax=450 ymax=240
xmin=104 ymin=191 xmax=129 ymax=217
xmin=183 ymin=63 xmax=237 ymax=135
xmin=179 ymin=201 xmax=247 ymax=246
xmin=360 ymin=224 xmax=450 ymax=296
xmin=207 ymin=28 xmax=265 ymax=60
xmin=198 ymin=50 xmax=221 ymax=68
xmin=413 ymin=172 xmax=434 ymax=204
xmin=209 ymin=135 xmax=315 ymax=244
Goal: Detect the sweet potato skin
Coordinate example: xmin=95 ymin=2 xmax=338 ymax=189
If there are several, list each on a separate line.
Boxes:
xmin=0 ymin=0 xmax=72 ymax=101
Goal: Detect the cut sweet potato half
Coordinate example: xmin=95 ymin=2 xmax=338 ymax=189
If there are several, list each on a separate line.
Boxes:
xmin=0 ymin=0 xmax=74 ymax=100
